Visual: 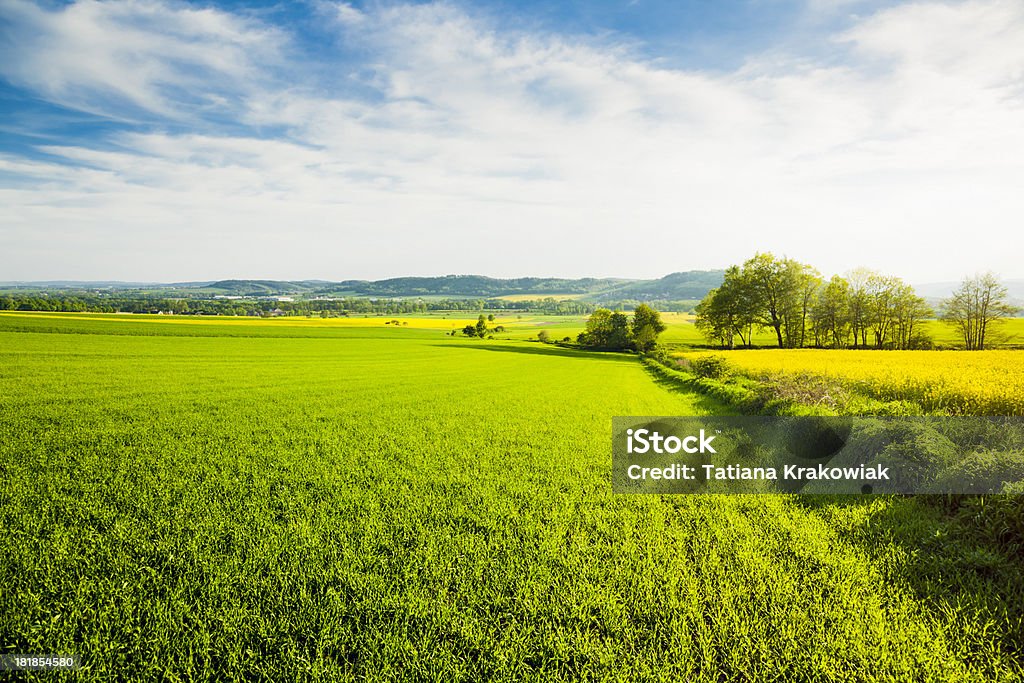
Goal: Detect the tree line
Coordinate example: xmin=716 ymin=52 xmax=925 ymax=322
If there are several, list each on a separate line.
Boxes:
xmin=695 ymin=253 xmax=1017 ymax=350
xmin=0 ymin=294 xmax=598 ymax=317
xmin=572 ymin=304 xmax=667 ymax=352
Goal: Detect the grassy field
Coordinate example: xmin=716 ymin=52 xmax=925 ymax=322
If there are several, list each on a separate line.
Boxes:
xmin=2 ymin=313 xmax=1024 ymax=680
xmin=4 ymin=310 xmax=1020 ymax=348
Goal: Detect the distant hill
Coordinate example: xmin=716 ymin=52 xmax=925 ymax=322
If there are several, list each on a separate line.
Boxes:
xmin=915 ymin=279 xmax=1024 ymax=300
xmin=200 ymin=280 xmax=326 ymax=296
xmin=323 ymin=275 xmax=629 ymax=299
xmin=915 ymin=279 xmax=1024 ymax=313
xmin=1 ymin=271 xmax=728 ymax=302
xmin=590 ymin=271 xmax=725 ymax=302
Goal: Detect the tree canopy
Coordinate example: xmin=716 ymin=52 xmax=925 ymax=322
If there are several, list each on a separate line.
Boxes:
xmin=577 ymin=306 xmax=665 ymax=352
xmin=695 ymin=253 xmax=934 ymax=350
xmin=941 ymin=273 xmax=1018 ymax=350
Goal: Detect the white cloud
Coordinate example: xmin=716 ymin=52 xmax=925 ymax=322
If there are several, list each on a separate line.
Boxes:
xmin=0 ymin=0 xmax=284 ymax=119
xmin=1 ymin=0 xmax=1023 ymax=281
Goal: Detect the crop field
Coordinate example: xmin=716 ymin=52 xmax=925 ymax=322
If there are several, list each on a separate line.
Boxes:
xmin=639 ymin=316 xmax=1023 ymax=350
xmin=494 ymin=293 xmax=586 ymax=301
xmin=657 ymin=316 xmax=1024 ymax=350
xmin=6 ymin=310 xmax=1018 ymax=348
xmin=2 ymin=313 xmax=1024 ymax=680
xmin=677 ymin=349 xmax=1024 ymax=416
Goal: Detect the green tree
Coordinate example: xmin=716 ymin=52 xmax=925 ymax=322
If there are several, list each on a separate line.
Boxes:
xmin=867 ymin=273 xmax=900 ymax=349
xmin=695 ymin=266 xmax=757 ymax=348
xmin=811 ymin=275 xmax=851 ymax=348
xmin=740 ymin=253 xmax=786 ymax=346
xmin=891 ymin=282 xmax=932 ymax=350
xmin=608 ymin=312 xmax=632 ymax=350
xmin=740 ymin=253 xmax=817 ymax=348
xmin=942 ymin=273 xmax=1017 ymax=350
xmin=475 ymin=315 xmax=487 ymax=338
xmin=578 ymin=308 xmax=633 ymax=350
xmin=578 ymin=308 xmax=612 ymax=347
xmin=631 ymin=303 xmax=666 ymax=352
xmin=845 ymin=268 xmax=875 ymax=348
xmin=791 ymin=264 xmax=822 ymax=348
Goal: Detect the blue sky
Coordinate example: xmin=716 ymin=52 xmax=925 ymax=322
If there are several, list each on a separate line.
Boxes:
xmin=1 ymin=0 xmax=1022 ymax=282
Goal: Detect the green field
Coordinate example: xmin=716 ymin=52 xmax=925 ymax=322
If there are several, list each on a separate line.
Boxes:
xmin=4 ymin=310 xmax=1021 ymax=348
xmin=2 ymin=313 xmax=1023 ymax=680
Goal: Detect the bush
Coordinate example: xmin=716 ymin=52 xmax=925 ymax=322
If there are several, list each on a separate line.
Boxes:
xmin=537 ymin=331 xmax=550 ymax=343
xmin=934 ymin=450 xmax=1024 ymax=494
xmin=690 ymin=356 xmax=730 ymax=379
xmin=837 ymin=420 xmax=959 ymax=491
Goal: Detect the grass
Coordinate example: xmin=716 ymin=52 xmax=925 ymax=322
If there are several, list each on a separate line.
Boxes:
xmin=1 ymin=313 xmax=1023 ymax=681
xmin=4 ymin=310 xmax=1021 ymax=348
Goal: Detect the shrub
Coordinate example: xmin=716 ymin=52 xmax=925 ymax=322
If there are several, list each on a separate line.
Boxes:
xmin=838 ymin=420 xmax=959 ymax=491
xmin=934 ymin=450 xmax=1024 ymax=494
xmin=690 ymin=356 xmax=730 ymax=379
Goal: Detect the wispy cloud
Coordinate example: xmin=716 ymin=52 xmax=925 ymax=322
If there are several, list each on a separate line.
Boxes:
xmin=1 ymin=0 xmax=1022 ymax=281
xmin=0 ymin=0 xmax=284 ymax=120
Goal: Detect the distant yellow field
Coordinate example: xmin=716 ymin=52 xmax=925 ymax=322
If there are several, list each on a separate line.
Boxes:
xmin=660 ymin=312 xmax=696 ymax=324
xmin=494 ymin=293 xmax=584 ymax=301
xmin=677 ymin=349 xmax=1024 ymax=415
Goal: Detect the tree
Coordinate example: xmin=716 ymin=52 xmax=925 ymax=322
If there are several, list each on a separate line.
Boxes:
xmin=811 ymin=275 xmax=851 ymax=348
xmin=578 ymin=308 xmax=633 ymax=350
xmin=631 ymin=303 xmax=667 ymax=352
xmin=462 ymin=324 xmax=476 ymax=337
xmin=740 ymin=253 xmax=817 ymax=348
xmin=791 ymin=263 xmax=822 ymax=348
xmin=537 ymin=330 xmax=550 ymax=343
xmin=695 ymin=266 xmax=755 ymax=348
xmin=579 ymin=308 xmax=612 ymax=347
xmin=942 ymin=273 xmax=1017 ymax=350
xmin=608 ymin=312 xmax=632 ymax=349
xmin=891 ymin=283 xmax=932 ymax=350
xmin=741 ymin=253 xmax=787 ymax=347
xmin=845 ymin=268 xmax=875 ymax=348
xmin=867 ymin=273 xmax=901 ymax=349
xmin=475 ymin=314 xmax=487 ymax=338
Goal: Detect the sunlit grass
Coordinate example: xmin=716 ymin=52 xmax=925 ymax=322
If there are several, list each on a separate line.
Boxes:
xmin=1 ymin=313 xmax=1023 ymax=680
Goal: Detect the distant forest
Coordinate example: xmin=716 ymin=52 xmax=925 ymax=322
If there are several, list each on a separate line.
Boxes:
xmin=0 ymin=271 xmax=726 ymax=316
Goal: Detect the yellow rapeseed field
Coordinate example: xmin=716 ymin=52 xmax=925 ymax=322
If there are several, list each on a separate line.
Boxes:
xmin=677 ymin=349 xmax=1024 ymax=416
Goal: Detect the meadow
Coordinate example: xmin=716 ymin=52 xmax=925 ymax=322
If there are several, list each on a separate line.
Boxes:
xmin=2 ymin=312 xmax=1024 ymax=680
